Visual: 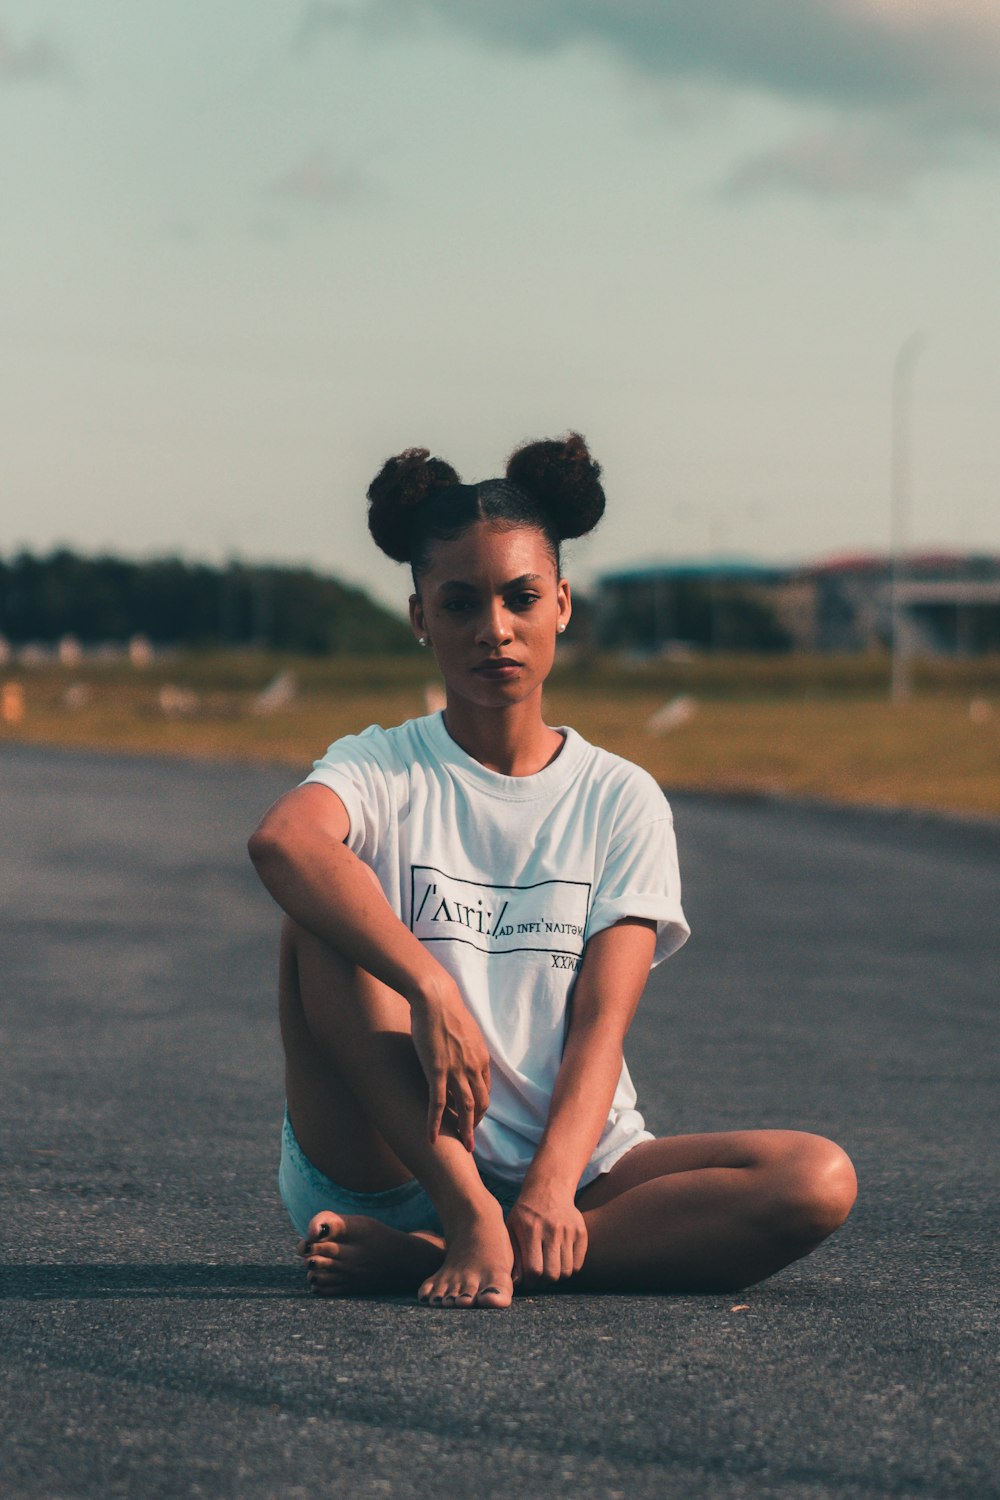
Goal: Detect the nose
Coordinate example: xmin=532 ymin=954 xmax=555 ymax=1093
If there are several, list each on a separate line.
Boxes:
xmin=476 ymin=601 xmax=513 ymax=648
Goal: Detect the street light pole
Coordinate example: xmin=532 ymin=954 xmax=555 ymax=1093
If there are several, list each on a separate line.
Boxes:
xmin=890 ymin=332 xmax=926 ymax=703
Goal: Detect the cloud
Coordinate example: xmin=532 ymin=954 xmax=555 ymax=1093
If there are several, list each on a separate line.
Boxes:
xmin=0 ymin=24 xmax=70 ymax=85
xmin=266 ymin=150 xmax=370 ymax=206
xmin=723 ymin=125 xmax=948 ymax=203
xmin=298 ymin=0 xmax=1000 ymax=197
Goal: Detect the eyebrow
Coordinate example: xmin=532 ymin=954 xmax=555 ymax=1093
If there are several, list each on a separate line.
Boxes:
xmin=437 ymin=573 xmax=545 ymax=594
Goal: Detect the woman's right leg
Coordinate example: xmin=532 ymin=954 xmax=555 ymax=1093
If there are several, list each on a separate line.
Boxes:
xmin=279 ymin=915 xmax=514 ymax=1308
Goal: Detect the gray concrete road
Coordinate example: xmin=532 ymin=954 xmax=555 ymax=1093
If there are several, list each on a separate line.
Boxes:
xmin=1 ymin=743 xmax=997 ymax=1499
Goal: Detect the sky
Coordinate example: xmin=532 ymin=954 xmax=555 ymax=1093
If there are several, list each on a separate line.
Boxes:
xmin=1 ymin=0 xmax=998 ymax=612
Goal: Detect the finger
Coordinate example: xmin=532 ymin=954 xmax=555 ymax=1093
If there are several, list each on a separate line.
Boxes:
xmin=508 ymin=1227 xmax=522 ymax=1285
xmin=472 ymin=1069 xmax=490 ymax=1125
xmin=427 ymin=1069 xmax=447 ymax=1143
xmin=543 ymin=1239 xmax=563 ymax=1284
xmin=451 ymin=1082 xmax=476 ymax=1152
xmin=573 ymin=1222 xmax=589 ymax=1274
xmin=523 ymin=1232 xmax=545 ymax=1283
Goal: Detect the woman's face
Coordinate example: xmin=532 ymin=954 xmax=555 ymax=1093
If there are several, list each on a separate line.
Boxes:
xmin=410 ymin=521 xmax=571 ymax=712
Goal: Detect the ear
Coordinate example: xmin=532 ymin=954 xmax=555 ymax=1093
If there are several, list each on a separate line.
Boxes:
xmin=556 ymin=578 xmax=572 ymax=633
xmin=409 ymin=593 xmax=427 ymax=644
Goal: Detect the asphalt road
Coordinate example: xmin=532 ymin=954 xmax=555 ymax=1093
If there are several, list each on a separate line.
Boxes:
xmin=2 ymin=743 xmax=997 ymax=1500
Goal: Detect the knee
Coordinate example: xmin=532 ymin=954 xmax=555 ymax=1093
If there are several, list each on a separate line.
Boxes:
xmin=280 ymin=913 xmax=311 ymax=961
xmin=279 ymin=914 xmax=347 ymax=982
xmin=281 ymin=913 xmax=303 ymax=942
xmin=762 ymin=1135 xmax=857 ymax=1250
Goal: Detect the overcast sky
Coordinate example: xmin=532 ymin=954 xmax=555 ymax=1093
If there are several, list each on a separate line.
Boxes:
xmin=1 ymin=0 xmax=998 ymax=609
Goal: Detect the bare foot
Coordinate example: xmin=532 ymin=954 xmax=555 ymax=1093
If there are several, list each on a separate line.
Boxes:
xmin=298 ymin=1211 xmax=445 ymax=1296
xmin=417 ymin=1199 xmax=514 ymax=1309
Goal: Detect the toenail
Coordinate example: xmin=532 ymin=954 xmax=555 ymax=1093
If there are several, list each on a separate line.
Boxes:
xmin=308 ymin=1259 xmax=318 ymax=1268
xmin=315 ymin=1224 xmax=330 ymax=1239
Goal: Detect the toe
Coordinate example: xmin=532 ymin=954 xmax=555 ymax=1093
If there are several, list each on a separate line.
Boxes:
xmin=306 ymin=1211 xmax=346 ymax=1244
xmin=309 ymin=1276 xmax=347 ymax=1297
xmin=475 ymin=1281 xmax=513 ymax=1309
xmin=305 ymin=1248 xmax=339 ymax=1274
xmin=308 ymin=1263 xmax=347 ymax=1291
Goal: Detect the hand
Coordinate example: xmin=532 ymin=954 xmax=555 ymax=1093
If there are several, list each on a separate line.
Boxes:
xmin=507 ymin=1185 xmax=588 ymax=1286
xmin=409 ymin=984 xmax=491 ymax=1151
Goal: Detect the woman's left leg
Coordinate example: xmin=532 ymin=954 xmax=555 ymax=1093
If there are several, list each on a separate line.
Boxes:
xmin=566 ymin=1130 xmax=856 ymax=1294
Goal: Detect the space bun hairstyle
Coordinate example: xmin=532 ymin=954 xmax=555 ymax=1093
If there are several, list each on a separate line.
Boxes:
xmin=366 ymin=448 xmax=462 ymax=564
xmin=366 ymin=431 xmax=605 ymax=581
xmin=505 ymin=432 xmax=606 ymax=545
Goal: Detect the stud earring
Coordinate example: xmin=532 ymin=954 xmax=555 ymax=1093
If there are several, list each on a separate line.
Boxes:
xmin=418 ymin=637 xmax=429 ymax=647
xmin=557 ymin=623 xmax=566 ymax=634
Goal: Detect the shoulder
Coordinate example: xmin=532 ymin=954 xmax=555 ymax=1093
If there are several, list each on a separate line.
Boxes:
xmin=569 ymin=732 xmax=674 ymax=827
xmin=302 ymin=718 xmax=436 ymax=842
xmin=309 ymin=716 xmax=432 ymax=780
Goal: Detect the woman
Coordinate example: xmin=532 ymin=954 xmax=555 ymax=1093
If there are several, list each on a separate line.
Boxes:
xmin=248 ymin=433 xmax=856 ymax=1309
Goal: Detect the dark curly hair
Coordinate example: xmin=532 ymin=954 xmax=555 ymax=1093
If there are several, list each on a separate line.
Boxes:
xmin=366 ymin=432 xmax=606 ymax=582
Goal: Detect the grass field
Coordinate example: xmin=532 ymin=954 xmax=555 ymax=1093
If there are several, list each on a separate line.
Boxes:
xmin=2 ymin=651 xmax=999 ymax=818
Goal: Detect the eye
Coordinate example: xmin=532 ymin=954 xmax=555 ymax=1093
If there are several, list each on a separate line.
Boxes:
xmin=509 ymin=592 xmax=541 ymax=610
xmin=442 ymin=598 xmax=474 ymax=613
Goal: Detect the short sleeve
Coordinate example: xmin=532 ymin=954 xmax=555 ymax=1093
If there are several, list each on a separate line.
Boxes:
xmin=586 ymin=786 xmax=690 ymax=967
xmin=300 ymin=727 xmax=397 ymax=863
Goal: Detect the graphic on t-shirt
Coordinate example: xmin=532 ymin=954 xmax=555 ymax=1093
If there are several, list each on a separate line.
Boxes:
xmin=410 ymin=865 xmax=591 ymax=962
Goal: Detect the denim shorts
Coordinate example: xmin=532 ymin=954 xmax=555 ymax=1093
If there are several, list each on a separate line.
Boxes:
xmin=278 ymin=1107 xmax=524 ymax=1238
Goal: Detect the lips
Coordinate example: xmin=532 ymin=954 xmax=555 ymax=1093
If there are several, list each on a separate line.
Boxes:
xmin=474 ymin=658 xmax=521 ymax=675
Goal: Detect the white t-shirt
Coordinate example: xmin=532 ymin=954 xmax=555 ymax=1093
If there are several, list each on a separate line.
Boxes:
xmin=303 ymin=712 xmax=690 ymax=1188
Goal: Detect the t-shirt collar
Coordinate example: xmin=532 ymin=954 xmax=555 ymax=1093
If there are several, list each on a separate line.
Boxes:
xmin=418 ymin=710 xmax=587 ymax=801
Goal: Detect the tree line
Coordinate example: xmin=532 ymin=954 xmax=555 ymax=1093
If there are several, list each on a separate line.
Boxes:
xmin=0 ymin=549 xmax=413 ymax=655
xmin=1 ymin=548 xmax=803 ymax=657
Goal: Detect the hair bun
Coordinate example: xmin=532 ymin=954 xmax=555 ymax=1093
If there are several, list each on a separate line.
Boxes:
xmin=505 ymin=431 xmax=605 ymax=541
xmin=367 ymin=448 xmax=461 ymax=562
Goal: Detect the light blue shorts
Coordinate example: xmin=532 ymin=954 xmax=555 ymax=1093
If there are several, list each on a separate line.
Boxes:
xmin=278 ymin=1107 xmax=524 ymax=1238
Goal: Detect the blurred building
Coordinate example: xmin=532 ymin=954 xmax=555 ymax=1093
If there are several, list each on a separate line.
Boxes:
xmin=798 ymin=552 xmax=1000 ymax=654
xmin=596 ymin=552 xmax=1000 ymax=655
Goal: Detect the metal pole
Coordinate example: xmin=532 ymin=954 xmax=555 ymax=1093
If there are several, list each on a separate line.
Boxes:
xmin=890 ymin=332 xmax=925 ymax=703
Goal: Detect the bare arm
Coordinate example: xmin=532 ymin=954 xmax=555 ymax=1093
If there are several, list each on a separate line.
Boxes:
xmin=249 ymin=784 xmax=447 ymax=1004
xmin=507 ymin=917 xmax=657 ymax=1282
xmin=248 ymin=784 xmax=490 ymax=1148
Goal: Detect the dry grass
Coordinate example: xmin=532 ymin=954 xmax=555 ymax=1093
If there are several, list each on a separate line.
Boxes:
xmin=2 ymin=653 xmax=998 ymax=819
xmin=546 ymin=691 xmax=1000 ymax=815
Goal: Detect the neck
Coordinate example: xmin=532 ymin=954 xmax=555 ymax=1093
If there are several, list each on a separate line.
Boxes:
xmin=441 ymin=692 xmax=564 ymax=777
